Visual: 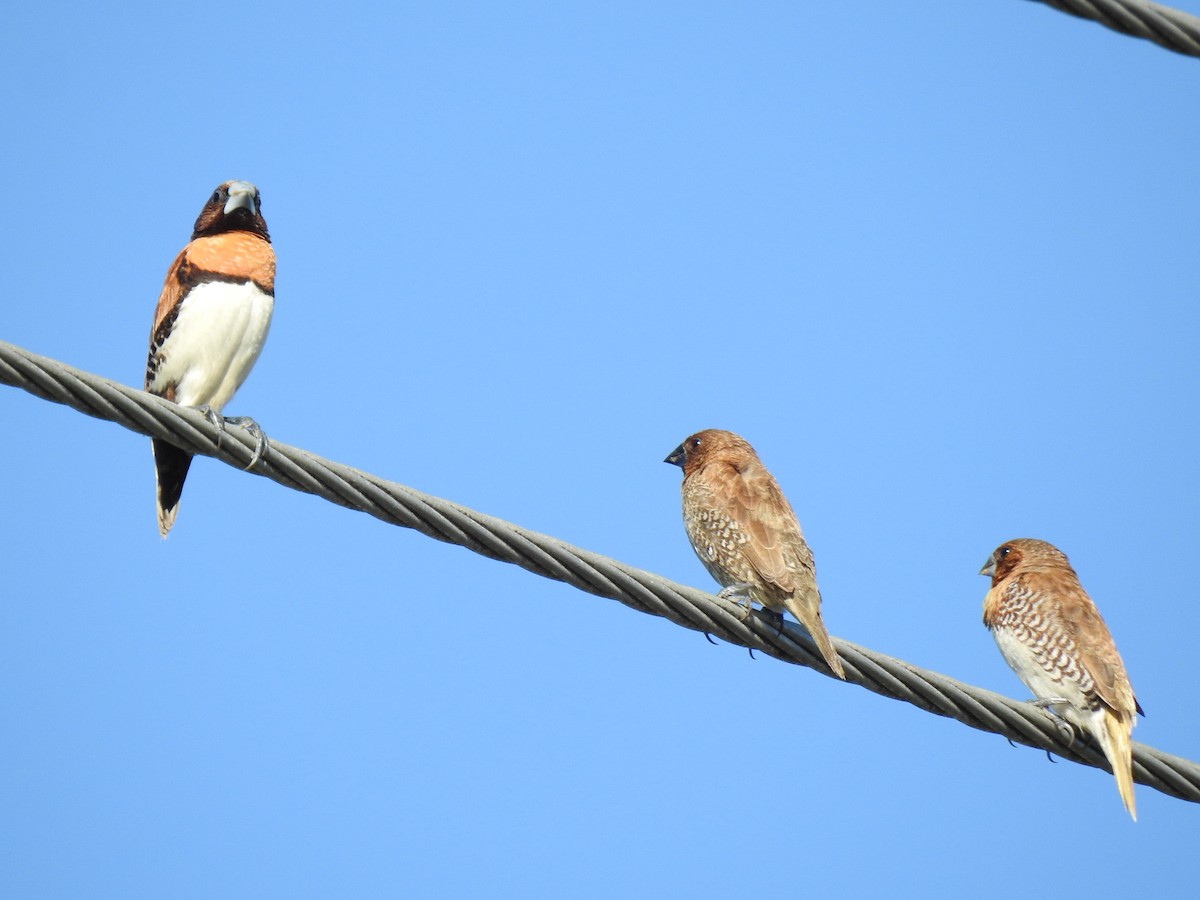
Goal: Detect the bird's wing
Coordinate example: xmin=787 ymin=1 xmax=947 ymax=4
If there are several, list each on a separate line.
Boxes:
xmin=145 ymin=246 xmax=191 ymax=392
xmin=1026 ymin=567 xmax=1138 ymax=719
xmin=726 ymin=461 xmax=812 ymax=595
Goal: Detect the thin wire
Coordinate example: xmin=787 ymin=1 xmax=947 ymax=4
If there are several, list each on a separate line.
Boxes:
xmin=2 ymin=338 xmax=1198 ymax=805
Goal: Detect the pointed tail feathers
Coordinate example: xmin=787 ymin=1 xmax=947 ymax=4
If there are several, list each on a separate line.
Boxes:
xmin=152 ymin=438 xmax=193 ymax=538
xmin=1097 ymin=709 xmax=1137 ymax=821
xmin=785 ymin=596 xmax=846 ymax=680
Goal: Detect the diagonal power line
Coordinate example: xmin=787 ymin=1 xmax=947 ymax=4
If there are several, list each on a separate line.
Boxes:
xmin=2 ymin=337 xmax=1198 ymax=806
xmin=1029 ymin=0 xmax=1200 ymax=57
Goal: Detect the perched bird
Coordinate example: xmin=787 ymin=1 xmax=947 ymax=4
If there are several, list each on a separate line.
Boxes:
xmin=664 ymin=429 xmax=846 ymax=680
xmin=145 ymin=181 xmax=276 ymax=536
xmin=981 ymin=538 xmax=1142 ymax=820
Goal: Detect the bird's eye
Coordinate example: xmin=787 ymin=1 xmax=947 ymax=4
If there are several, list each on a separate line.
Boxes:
xmin=997 ymin=546 xmax=1011 ymax=560
xmin=689 ymin=438 xmax=702 ymax=450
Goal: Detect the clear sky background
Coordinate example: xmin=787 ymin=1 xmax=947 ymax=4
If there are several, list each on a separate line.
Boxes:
xmin=1 ymin=2 xmax=1196 ymax=896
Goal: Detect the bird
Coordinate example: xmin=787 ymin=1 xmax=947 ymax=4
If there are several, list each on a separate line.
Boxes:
xmin=981 ymin=538 xmax=1142 ymax=820
xmin=664 ymin=429 xmax=846 ymax=680
xmin=144 ymin=180 xmax=276 ymax=537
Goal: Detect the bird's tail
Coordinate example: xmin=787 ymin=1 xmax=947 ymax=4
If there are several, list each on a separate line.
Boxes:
xmin=152 ymin=438 xmax=193 ymax=538
xmin=786 ymin=594 xmax=846 ymax=680
xmin=1097 ymin=709 xmax=1137 ymax=821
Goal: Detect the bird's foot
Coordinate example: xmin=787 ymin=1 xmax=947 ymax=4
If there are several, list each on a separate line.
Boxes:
xmin=758 ymin=608 xmax=785 ymax=636
xmin=1051 ymin=720 xmax=1076 ymax=745
xmin=1027 ymin=698 xmax=1076 ymax=745
xmin=1030 ymin=697 xmax=1070 ymax=710
xmin=198 ymin=405 xmax=227 ymax=450
xmin=717 ymin=583 xmax=755 ymax=620
xmin=224 ymin=416 xmax=269 ymax=470
xmin=717 ymin=582 xmax=753 ymax=605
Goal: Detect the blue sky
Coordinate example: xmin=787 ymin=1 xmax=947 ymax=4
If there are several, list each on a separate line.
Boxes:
xmin=1 ymin=1 xmax=1197 ymax=896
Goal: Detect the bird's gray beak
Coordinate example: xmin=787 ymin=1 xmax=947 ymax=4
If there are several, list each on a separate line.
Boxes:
xmin=224 ymin=182 xmax=258 ymax=216
xmin=664 ymin=444 xmax=686 ymax=467
xmin=979 ymin=558 xmax=995 ymax=578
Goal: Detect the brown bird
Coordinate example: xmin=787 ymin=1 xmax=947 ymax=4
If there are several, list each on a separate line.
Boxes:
xmin=981 ymin=538 xmax=1142 ymax=820
xmin=145 ymin=181 xmax=276 ymax=537
xmin=664 ymin=429 xmax=845 ymax=680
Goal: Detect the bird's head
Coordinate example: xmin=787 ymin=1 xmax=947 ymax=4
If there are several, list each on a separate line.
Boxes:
xmin=192 ymin=180 xmax=269 ymax=241
xmin=664 ymin=429 xmax=754 ymax=477
xmin=980 ymin=538 xmax=1065 ymax=584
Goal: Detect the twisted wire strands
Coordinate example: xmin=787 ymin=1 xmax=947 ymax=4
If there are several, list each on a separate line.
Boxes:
xmin=1 ymin=338 xmax=1198 ymax=805
xmin=1029 ymin=0 xmax=1200 ymax=57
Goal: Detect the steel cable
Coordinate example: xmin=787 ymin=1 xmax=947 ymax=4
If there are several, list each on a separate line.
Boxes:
xmin=1029 ymin=0 xmax=1200 ymax=57
xmin=2 ymin=338 xmax=1197 ymax=805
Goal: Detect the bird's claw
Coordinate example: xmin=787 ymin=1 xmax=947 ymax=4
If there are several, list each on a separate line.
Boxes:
xmin=717 ymin=583 xmax=754 ymax=620
xmin=198 ymin=405 xmax=227 ymax=450
xmin=224 ymin=416 xmax=269 ymax=470
xmin=1006 ymin=734 xmax=1063 ymax=761
xmin=1052 ymin=720 xmax=1076 ymax=745
xmin=1030 ymin=697 xmax=1070 ymax=711
xmin=758 ymin=608 xmax=785 ymax=636
xmin=1027 ymin=698 xmax=1077 ymax=745
xmin=718 ymin=582 xmax=753 ymax=604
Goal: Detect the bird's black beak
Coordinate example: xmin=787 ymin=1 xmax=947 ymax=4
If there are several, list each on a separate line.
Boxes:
xmin=664 ymin=444 xmax=686 ymax=467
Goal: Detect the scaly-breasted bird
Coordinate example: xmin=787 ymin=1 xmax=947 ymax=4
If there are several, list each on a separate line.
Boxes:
xmin=981 ymin=538 xmax=1142 ymax=820
xmin=145 ymin=181 xmax=275 ymax=537
xmin=665 ymin=429 xmax=845 ymax=679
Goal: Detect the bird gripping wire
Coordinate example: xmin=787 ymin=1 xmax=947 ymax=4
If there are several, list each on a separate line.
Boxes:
xmin=1 ymin=337 xmax=1198 ymax=808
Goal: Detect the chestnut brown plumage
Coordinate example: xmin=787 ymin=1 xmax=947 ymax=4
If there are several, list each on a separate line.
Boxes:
xmin=981 ymin=538 xmax=1141 ymax=820
xmin=665 ymin=429 xmax=845 ymax=679
xmin=145 ymin=181 xmax=276 ymax=536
